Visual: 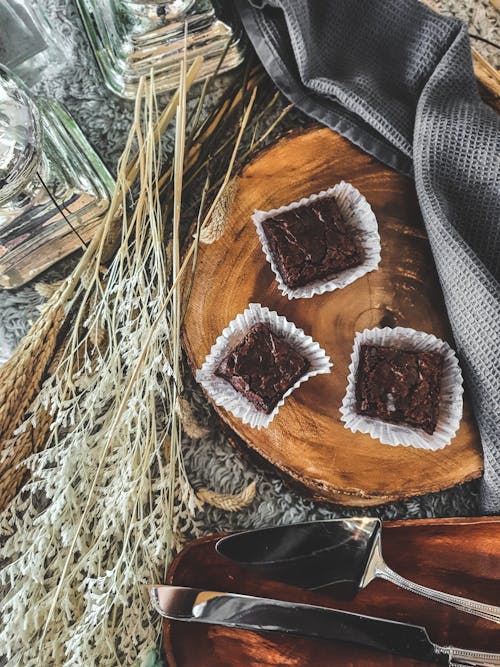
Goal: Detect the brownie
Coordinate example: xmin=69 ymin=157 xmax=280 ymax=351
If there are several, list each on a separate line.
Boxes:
xmin=261 ymin=196 xmax=363 ymax=289
xmin=355 ymin=344 xmax=444 ymax=434
xmin=215 ymin=323 xmax=310 ymax=414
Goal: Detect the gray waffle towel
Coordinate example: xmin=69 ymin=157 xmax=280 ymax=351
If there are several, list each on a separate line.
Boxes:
xmin=236 ymin=0 xmax=500 ymax=512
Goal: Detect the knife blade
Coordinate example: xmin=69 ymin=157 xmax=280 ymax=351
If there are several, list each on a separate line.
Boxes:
xmin=152 ymin=584 xmax=500 ymax=665
xmin=151 ymin=584 xmax=440 ymax=663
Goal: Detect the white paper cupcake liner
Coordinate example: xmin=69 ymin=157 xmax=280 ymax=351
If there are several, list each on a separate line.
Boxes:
xmin=196 ymin=303 xmax=332 ymax=429
xmin=339 ymin=327 xmax=464 ymax=450
xmin=252 ymin=181 xmax=381 ymax=300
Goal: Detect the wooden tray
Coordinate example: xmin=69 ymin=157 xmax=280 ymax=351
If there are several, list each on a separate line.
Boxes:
xmin=163 ymin=517 xmax=500 ymax=666
xmin=183 ymin=127 xmax=483 ymax=506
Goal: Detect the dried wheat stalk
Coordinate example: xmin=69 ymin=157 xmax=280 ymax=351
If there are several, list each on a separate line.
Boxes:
xmin=200 ymin=176 xmax=240 ymax=244
xmin=0 ymin=48 xmax=281 ymax=664
xmin=0 ymin=45 xmax=295 ymax=665
xmin=197 ymin=481 xmax=257 ymax=511
xmin=0 ymin=292 xmax=65 ymax=445
xmin=175 ymin=396 xmax=211 ymax=439
xmin=0 ymin=408 xmax=51 ymax=509
xmin=0 ymin=70 xmax=204 ymax=666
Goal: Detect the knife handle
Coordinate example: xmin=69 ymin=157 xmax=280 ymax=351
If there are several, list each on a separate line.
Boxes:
xmin=378 ymin=565 xmax=500 ymax=624
xmin=437 ymin=645 xmax=500 ymax=666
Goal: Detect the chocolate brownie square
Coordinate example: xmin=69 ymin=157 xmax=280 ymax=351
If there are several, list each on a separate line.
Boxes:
xmin=355 ymin=344 xmax=443 ymax=434
xmin=215 ymin=323 xmax=310 ymax=414
xmin=261 ymin=196 xmax=362 ymax=289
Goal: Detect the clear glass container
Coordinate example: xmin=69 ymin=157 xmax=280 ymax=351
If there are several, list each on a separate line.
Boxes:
xmin=0 ymin=68 xmax=115 ymax=288
xmin=75 ymin=0 xmax=245 ymax=98
xmin=0 ymin=0 xmax=66 ymax=86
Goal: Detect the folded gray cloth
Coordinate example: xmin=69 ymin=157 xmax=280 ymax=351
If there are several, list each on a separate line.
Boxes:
xmin=236 ymin=0 xmax=500 ymax=512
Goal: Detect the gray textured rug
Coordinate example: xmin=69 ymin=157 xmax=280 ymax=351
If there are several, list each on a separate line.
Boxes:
xmin=2 ymin=0 xmax=498 ymax=531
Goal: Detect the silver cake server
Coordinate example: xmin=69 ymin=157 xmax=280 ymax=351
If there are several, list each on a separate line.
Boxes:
xmin=151 ymin=584 xmax=500 ymax=666
xmin=216 ymin=518 xmax=500 ymax=624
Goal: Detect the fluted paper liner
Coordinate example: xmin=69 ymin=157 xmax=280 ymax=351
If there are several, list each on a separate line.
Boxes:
xmin=252 ymin=181 xmax=381 ymax=299
xmin=340 ymin=326 xmax=463 ymax=450
xmin=196 ymin=303 xmax=332 ymax=429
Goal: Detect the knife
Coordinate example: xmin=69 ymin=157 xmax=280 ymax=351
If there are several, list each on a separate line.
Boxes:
xmin=151 ymin=585 xmax=500 ymax=666
xmin=215 ymin=519 xmax=500 ymax=623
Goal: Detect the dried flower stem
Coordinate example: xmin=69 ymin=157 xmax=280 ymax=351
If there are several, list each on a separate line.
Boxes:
xmin=0 ymin=53 xmax=288 ymax=667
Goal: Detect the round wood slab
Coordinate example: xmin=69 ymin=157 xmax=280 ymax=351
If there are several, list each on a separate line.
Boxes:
xmin=183 ymin=126 xmax=483 ymax=506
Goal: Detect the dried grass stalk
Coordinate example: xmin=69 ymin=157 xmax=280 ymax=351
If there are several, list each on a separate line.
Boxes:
xmin=0 ymin=293 xmax=65 ymax=445
xmin=0 ymin=58 xmax=203 ymax=501
xmin=0 ymin=51 xmax=245 ymax=663
xmin=0 ymin=319 xmax=103 ymax=511
xmin=0 ymin=51 xmax=291 ymax=666
xmin=175 ymin=397 xmax=211 ymax=439
xmin=0 ymin=408 xmax=52 ymax=509
xmin=197 ymin=481 xmax=257 ymax=511
xmin=199 ymin=177 xmax=240 ymax=244
xmin=34 ymin=280 xmax=65 ymax=300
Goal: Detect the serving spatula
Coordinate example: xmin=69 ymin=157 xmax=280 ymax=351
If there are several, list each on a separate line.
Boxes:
xmin=152 ymin=584 xmax=500 ymax=666
xmin=216 ymin=518 xmax=500 ymax=623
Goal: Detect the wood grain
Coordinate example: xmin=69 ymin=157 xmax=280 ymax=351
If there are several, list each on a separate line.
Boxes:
xmin=163 ymin=517 xmax=500 ymax=667
xmin=183 ymin=127 xmax=483 ymax=506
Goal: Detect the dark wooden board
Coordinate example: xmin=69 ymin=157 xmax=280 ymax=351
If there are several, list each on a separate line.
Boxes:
xmin=183 ymin=126 xmax=483 ymax=506
xmin=164 ymin=517 xmax=500 ymax=666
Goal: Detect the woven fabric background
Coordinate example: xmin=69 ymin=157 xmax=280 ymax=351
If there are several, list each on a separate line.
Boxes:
xmin=0 ymin=0 xmax=498 ymax=532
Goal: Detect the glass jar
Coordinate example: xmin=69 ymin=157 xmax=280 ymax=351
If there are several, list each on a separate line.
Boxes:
xmin=75 ymin=0 xmax=245 ymax=98
xmin=0 ymin=0 xmax=66 ymax=86
xmin=0 ymin=68 xmax=115 ymax=288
